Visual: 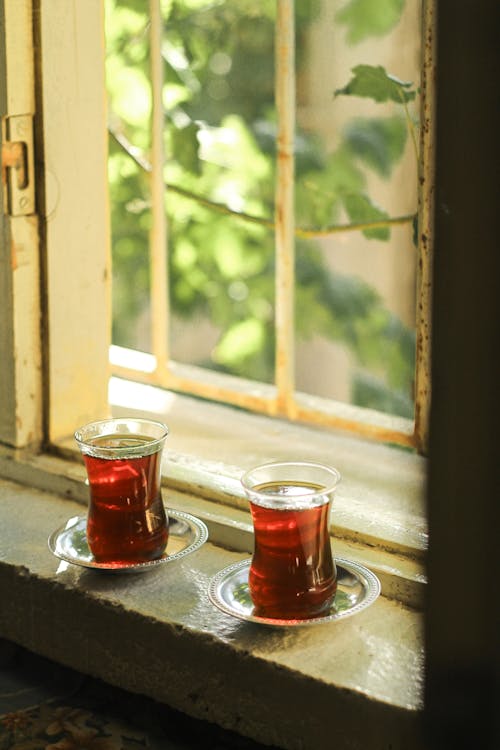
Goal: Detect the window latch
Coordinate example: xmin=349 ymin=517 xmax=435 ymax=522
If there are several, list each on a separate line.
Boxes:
xmin=1 ymin=114 xmax=35 ymax=217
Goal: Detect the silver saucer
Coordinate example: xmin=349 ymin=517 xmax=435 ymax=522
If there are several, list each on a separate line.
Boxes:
xmin=208 ymin=557 xmax=380 ymax=627
xmin=48 ymin=509 xmax=208 ymax=572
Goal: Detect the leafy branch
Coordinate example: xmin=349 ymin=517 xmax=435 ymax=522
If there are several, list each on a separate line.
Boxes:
xmin=108 ymin=121 xmax=415 ymax=238
xmin=335 ymin=64 xmax=419 ymax=165
xmin=106 ymin=0 xmax=418 ymax=418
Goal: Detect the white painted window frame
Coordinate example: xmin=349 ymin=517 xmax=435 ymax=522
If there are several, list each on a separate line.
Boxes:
xmin=0 ymin=1 xmax=429 ymax=592
xmin=109 ymin=0 xmax=434 ymax=454
xmin=27 ymin=0 xmax=432 ymax=456
xmin=1 ymin=0 xmax=110 ymax=450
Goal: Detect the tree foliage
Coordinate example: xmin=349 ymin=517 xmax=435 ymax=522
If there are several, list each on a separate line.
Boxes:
xmin=105 ymin=0 xmax=419 ymax=418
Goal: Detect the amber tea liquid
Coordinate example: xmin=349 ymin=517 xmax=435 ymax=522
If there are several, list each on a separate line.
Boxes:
xmin=249 ymin=480 xmax=337 ymax=619
xmin=83 ymin=434 xmax=168 ymax=564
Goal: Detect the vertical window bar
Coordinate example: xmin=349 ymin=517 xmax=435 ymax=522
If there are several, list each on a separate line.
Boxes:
xmin=274 ymin=0 xmax=296 ymax=417
xmin=149 ymin=0 xmax=169 ymax=374
xmin=414 ymin=0 xmax=436 ymax=455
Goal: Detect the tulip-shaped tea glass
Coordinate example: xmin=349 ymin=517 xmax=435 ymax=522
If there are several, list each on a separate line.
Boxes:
xmin=75 ymin=418 xmax=169 ymax=564
xmin=241 ymin=461 xmax=341 ymax=620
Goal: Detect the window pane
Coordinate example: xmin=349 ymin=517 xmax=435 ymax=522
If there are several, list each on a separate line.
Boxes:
xmin=294 ymin=1 xmax=420 ymax=418
xmin=164 ymin=0 xmax=277 ymax=383
xmin=105 ymin=0 xmax=423 ymax=432
xmin=106 ymin=2 xmax=153 ymax=352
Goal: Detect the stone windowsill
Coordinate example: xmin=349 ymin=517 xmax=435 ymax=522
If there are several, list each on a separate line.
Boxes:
xmin=0 ymin=386 xmax=427 ymax=749
xmin=0 ymin=468 xmax=425 ymax=750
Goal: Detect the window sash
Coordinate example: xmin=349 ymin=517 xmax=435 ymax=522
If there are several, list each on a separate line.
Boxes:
xmin=0 ymin=0 xmax=433 ymax=455
xmin=0 ymin=0 xmax=428 ymax=580
xmin=108 ymin=0 xmax=433 ymax=453
xmin=37 ymin=0 xmax=110 ymax=445
xmin=0 ymin=0 xmax=41 ymax=448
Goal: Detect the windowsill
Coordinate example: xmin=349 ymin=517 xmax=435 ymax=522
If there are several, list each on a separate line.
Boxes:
xmin=0 ymin=473 xmax=424 ymax=750
xmin=0 ymin=384 xmax=427 ymax=749
xmin=107 ymin=378 xmax=427 ymax=606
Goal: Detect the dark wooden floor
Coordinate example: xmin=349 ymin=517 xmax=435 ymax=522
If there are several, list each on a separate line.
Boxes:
xmin=0 ymin=639 xmax=280 ymax=750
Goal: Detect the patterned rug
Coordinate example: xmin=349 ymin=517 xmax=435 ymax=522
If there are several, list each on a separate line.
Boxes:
xmin=0 ymin=640 xmax=278 ymax=750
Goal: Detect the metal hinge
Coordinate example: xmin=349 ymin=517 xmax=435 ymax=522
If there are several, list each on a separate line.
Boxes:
xmin=1 ymin=114 xmax=35 ymax=217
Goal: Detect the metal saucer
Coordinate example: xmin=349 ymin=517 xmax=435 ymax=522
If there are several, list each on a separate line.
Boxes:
xmin=208 ymin=557 xmax=381 ymax=627
xmin=48 ymin=509 xmax=208 ymax=572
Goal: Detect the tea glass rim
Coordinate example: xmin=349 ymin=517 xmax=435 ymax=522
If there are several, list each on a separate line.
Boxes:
xmin=75 ymin=417 xmax=169 ymax=459
xmin=241 ymin=460 xmax=341 ymax=502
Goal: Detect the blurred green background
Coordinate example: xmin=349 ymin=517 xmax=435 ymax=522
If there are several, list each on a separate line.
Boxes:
xmin=105 ymin=0 xmax=419 ymax=419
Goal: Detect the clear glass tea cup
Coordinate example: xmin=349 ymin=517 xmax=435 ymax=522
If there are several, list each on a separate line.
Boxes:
xmin=75 ymin=417 xmax=169 ymax=564
xmin=241 ymin=461 xmax=341 ymax=619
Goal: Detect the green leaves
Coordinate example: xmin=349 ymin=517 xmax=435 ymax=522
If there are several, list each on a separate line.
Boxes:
xmin=343 ymin=116 xmax=407 ymax=178
xmin=106 ymin=0 xmax=418 ymax=417
xmin=295 ymin=114 xmax=407 ymax=240
xmin=213 ymin=318 xmax=266 ymax=369
xmin=336 ymin=0 xmax=405 ymax=44
xmin=343 ymin=194 xmax=390 ymax=241
xmin=332 ymin=65 xmax=417 ymax=241
xmin=335 ymin=64 xmax=417 ymax=104
xmin=171 ymin=122 xmax=201 ymax=174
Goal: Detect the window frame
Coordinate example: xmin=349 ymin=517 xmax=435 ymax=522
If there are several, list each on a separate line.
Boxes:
xmin=106 ymin=0 xmax=433 ymax=454
xmin=0 ymin=0 xmax=428 ymax=576
xmin=2 ymin=2 xmax=497 ymax=745
xmin=0 ymin=0 xmax=41 ymax=449
xmin=1 ymin=0 xmax=110 ymax=450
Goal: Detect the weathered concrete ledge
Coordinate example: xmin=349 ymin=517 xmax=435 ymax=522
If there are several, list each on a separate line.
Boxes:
xmin=0 ymin=477 xmax=425 ymax=750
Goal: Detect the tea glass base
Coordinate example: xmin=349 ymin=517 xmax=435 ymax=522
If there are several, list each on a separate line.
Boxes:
xmin=48 ymin=509 xmax=208 ymax=572
xmin=208 ymin=557 xmax=380 ymax=627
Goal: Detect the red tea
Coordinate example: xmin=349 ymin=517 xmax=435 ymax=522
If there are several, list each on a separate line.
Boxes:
xmin=249 ymin=480 xmax=336 ymax=619
xmin=83 ymin=434 xmax=168 ymax=564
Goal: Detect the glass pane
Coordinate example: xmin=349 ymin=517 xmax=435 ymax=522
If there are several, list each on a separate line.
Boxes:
xmin=294 ymin=0 xmax=420 ymax=419
xmin=106 ymin=2 xmax=153 ymax=352
xmin=163 ymin=0 xmax=277 ymax=383
xmin=106 ymin=0 xmax=421 ymax=422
